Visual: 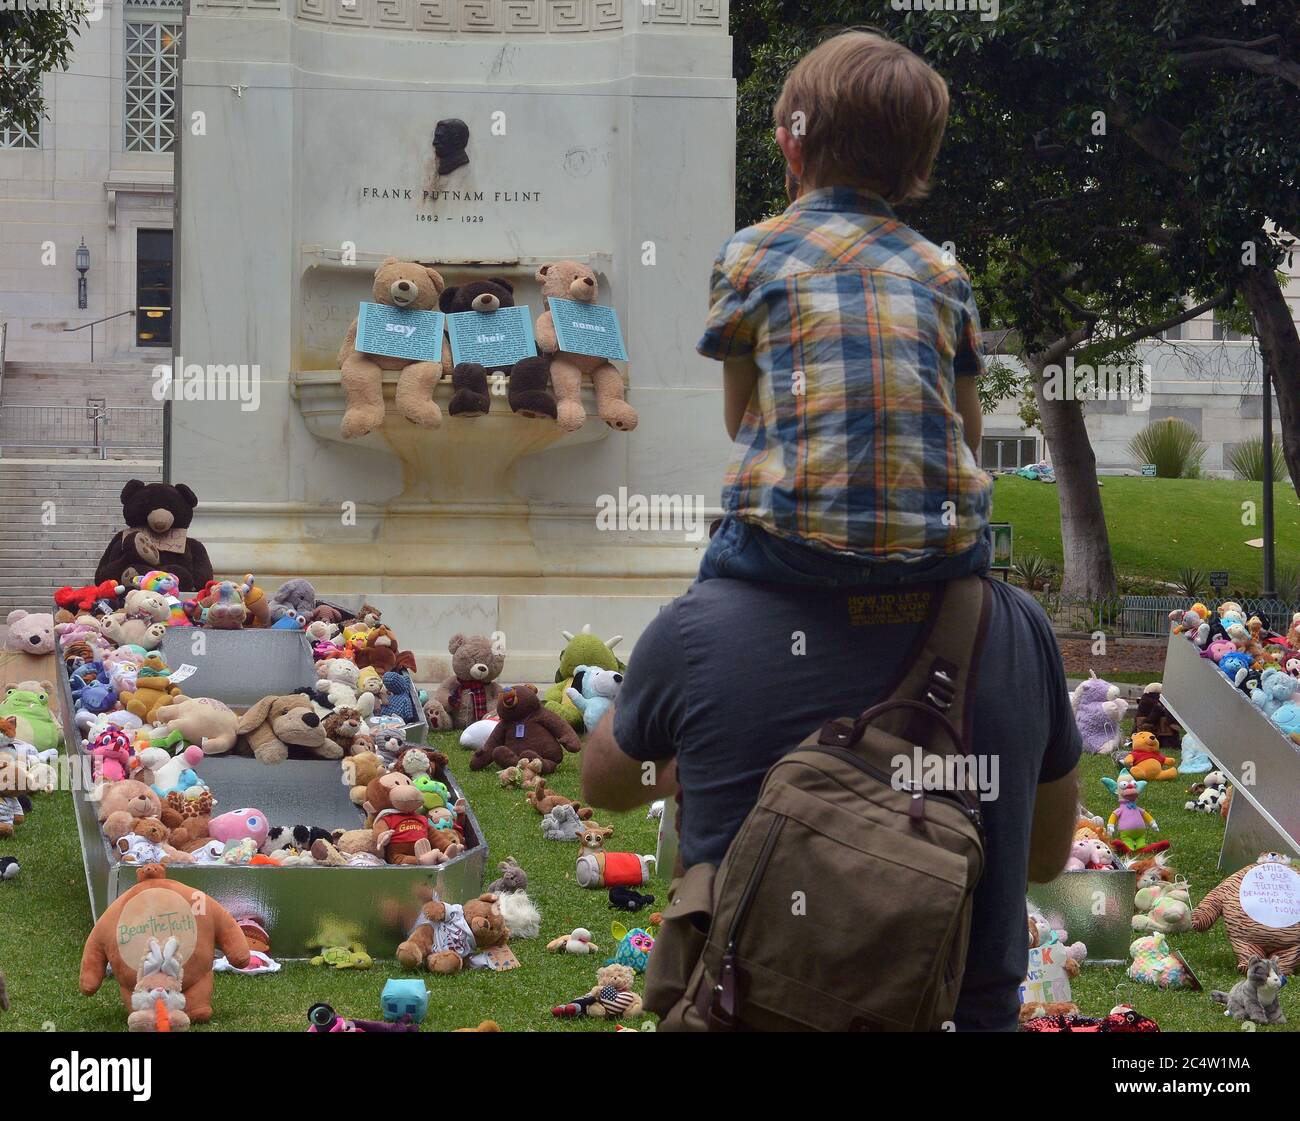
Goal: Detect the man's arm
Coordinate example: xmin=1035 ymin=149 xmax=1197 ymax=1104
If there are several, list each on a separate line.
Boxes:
xmin=1027 ymin=768 xmax=1079 ymax=883
xmin=955 ymin=375 xmax=982 ymax=458
xmin=723 ymin=355 xmax=760 ymax=441
xmin=581 ymin=708 xmax=678 ymax=812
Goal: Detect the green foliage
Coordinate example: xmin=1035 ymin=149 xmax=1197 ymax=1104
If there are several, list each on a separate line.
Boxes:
xmin=1127 ymin=418 xmax=1206 ymax=479
xmin=0 ymin=11 xmax=86 ymax=135
xmin=1227 ymin=436 xmax=1287 ymax=483
xmin=1011 ymin=552 xmax=1056 ymax=591
xmin=1174 ymin=566 xmax=1208 ymax=599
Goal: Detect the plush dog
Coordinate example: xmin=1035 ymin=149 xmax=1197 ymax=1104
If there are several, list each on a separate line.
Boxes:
xmin=236 ymin=693 xmax=338 ymax=764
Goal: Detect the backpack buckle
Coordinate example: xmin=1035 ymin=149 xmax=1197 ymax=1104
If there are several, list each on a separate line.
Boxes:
xmin=924 ymin=667 xmax=956 ymax=711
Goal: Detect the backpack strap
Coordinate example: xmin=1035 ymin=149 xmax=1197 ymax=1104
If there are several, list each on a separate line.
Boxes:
xmin=882 ymin=575 xmax=991 ymax=745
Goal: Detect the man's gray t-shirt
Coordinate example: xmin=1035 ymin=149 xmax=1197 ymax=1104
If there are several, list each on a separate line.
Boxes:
xmin=613 ymin=577 xmax=1081 ymax=1032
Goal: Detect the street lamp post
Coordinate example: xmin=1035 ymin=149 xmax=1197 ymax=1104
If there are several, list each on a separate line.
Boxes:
xmin=76 ymin=237 xmax=90 ymax=311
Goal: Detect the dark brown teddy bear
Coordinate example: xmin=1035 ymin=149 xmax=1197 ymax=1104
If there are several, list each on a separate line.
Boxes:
xmin=438 ymin=277 xmax=556 ymax=420
xmin=95 ymin=480 xmax=213 ymax=590
xmin=395 ymin=893 xmax=509 ymax=974
xmin=469 ymin=684 xmax=580 ymax=774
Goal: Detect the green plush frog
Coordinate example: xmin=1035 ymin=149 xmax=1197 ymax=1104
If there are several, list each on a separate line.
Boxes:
xmin=413 ymin=774 xmax=451 ymax=812
xmin=0 ymin=684 xmax=63 ymax=751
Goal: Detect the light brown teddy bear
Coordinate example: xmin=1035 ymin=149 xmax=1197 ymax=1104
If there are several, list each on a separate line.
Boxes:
xmin=395 ymin=893 xmax=510 ymax=974
xmin=119 ymin=654 xmax=185 ymax=722
xmin=339 ymin=257 xmax=447 ymax=439
xmin=425 ymin=633 xmax=507 ymax=730
xmin=552 ymin=964 xmax=643 ymax=1019
xmin=534 ymin=261 xmax=637 ymax=433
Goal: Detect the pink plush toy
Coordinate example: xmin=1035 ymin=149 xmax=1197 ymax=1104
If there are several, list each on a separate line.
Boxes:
xmin=208 ymin=808 xmax=269 ymax=847
xmin=1066 ymin=836 xmax=1118 ymax=871
xmin=6 ymin=610 xmax=56 ymax=655
xmin=87 ymin=727 xmax=138 ymax=783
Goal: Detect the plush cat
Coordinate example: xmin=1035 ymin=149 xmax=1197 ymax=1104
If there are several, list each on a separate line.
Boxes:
xmin=1210 ymin=955 xmax=1288 ymax=1025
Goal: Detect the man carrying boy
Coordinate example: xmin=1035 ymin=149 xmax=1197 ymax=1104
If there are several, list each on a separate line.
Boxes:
xmin=583 ymin=30 xmax=1079 ymax=1032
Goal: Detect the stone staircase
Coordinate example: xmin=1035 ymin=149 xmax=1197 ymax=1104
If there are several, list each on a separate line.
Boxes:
xmin=0 ymin=360 xmax=161 ymax=408
xmin=0 ymin=460 xmax=163 ymax=614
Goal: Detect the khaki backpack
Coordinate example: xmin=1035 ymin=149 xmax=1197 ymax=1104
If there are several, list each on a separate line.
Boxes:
xmin=645 ymin=576 xmax=990 ymax=1031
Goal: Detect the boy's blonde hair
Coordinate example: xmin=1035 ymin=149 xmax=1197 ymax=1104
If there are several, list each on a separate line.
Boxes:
xmin=773 ymin=29 xmax=949 ymax=204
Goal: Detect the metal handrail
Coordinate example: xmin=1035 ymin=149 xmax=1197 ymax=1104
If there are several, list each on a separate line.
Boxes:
xmin=62 ymin=309 xmax=136 ymax=362
xmin=0 ymin=321 xmax=7 ymax=401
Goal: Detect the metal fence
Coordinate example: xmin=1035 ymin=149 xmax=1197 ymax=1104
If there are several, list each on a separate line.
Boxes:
xmin=0 ymin=404 xmax=164 ymax=459
xmin=1035 ymin=593 xmax=1300 ymax=636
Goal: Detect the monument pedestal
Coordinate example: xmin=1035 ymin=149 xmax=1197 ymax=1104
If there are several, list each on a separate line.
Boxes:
xmin=175 ymin=3 xmax=735 ymax=662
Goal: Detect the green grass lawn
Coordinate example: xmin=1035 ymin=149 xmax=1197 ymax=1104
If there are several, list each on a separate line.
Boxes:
xmin=2 ymin=722 xmax=1291 ymax=1033
xmin=1069 ymin=746 xmax=1297 ymax=1032
xmin=0 ymin=730 xmax=665 ymax=1033
xmin=991 ymin=475 xmax=1300 ymax=590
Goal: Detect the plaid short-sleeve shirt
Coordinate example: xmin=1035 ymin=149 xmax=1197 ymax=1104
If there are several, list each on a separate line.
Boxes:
xmin=698 ymin=187 xmax=992 ymax=559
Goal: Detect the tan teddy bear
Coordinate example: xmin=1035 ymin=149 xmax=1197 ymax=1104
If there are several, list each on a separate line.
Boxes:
xmin=534 ymin=261 xmax=637 ymax=433
xmin=339 ymin=257 xmax=447 ymax=439
xmin=425 ymin=633 xmax=506 ymax=730
xmin=395 ymin=893 xmax=509 ymax=974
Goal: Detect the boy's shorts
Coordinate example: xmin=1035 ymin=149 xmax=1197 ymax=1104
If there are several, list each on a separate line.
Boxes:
xmin=696 ymin=515 xmax=991 ymax=588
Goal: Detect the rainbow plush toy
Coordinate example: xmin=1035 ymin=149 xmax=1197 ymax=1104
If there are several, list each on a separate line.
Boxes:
xmin=135 ymin=571 xmax=189 ymax=626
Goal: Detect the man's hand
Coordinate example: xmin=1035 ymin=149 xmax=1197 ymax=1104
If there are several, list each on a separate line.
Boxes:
xmin=581 ymin=707 xmax=677 ymax=812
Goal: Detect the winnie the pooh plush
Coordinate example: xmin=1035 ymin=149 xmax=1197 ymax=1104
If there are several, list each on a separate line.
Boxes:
xmin=95 ymin=479 xmax=213 ymax=590
xmin=79 ymin=864 xmax=250 ymax=1024
xmin=396 ymin=893 xmax=509 ymax=974
xmin=437 ymin=278 xmax=557 ymax=420
xmin=534 ymin=260 xmax=637 ymax=433
xmin=120 ymin=653 xmax=185 ymax=723
xmin=339 ymin=257 xmax=447 ymax=439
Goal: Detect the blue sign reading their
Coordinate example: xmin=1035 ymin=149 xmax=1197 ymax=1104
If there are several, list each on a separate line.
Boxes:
xmin=354 ymin=301 xmax=445 ymax=363
xmin=447 ymin=304 xmax=537 ymax=369
xmin=547 ymin=297 xmax=628 ymax=362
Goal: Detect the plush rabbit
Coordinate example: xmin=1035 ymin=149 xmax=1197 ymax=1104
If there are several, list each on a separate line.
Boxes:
xmin=127 ymin=937 xmax=190 ymax=1032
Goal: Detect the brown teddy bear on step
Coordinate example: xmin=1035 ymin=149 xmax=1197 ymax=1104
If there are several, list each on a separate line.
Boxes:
xmin=534 ymin=260 xmax=637 ymax=433
xmin=353 ymin=625 xmax=417 ymax=674
xmin=437 ymin=278 xmax=557 ymax=420
xmin=96 ymin=779 xmax=189 ymax=846
xmin=425 ymin=633 xmax=507 ymax=730
xmin=469 ymin=684 xmax=581 ymax=774
xmin=339 ymin=257 xmax=447 ymax=439
xmin=395 ymin=893 xmax=509 ymax=974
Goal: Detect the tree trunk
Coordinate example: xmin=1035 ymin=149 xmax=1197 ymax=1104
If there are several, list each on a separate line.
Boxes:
xmin=1028 ymin=352 xmax=1119 ymax=599
xmin=1239 ymin=264 xmax=1300 ymax=496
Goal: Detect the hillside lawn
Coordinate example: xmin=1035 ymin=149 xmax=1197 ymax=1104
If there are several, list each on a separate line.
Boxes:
xmin=991 ymin=475 xmax=1300 ymax=590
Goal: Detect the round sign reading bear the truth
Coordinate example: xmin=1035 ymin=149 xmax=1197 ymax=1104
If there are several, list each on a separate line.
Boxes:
xmin=1238 ymin=861 xmax=1300 ymax=929
xmin=115 ymin=887 xmax=199 ymax=971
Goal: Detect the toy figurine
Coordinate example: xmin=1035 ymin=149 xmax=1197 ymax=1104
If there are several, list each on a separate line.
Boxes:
xmin=1101 ymin=773 xmax=1168 ymax=857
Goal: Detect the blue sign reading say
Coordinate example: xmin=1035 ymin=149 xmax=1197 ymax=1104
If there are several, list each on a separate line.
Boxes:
xmin=547 ymin=297 xmax=628 ymax=362
xmin=447 ymin=304 xmax=537 ymax=369
xmin=354 ymin=301 xmax=445 ymax=363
